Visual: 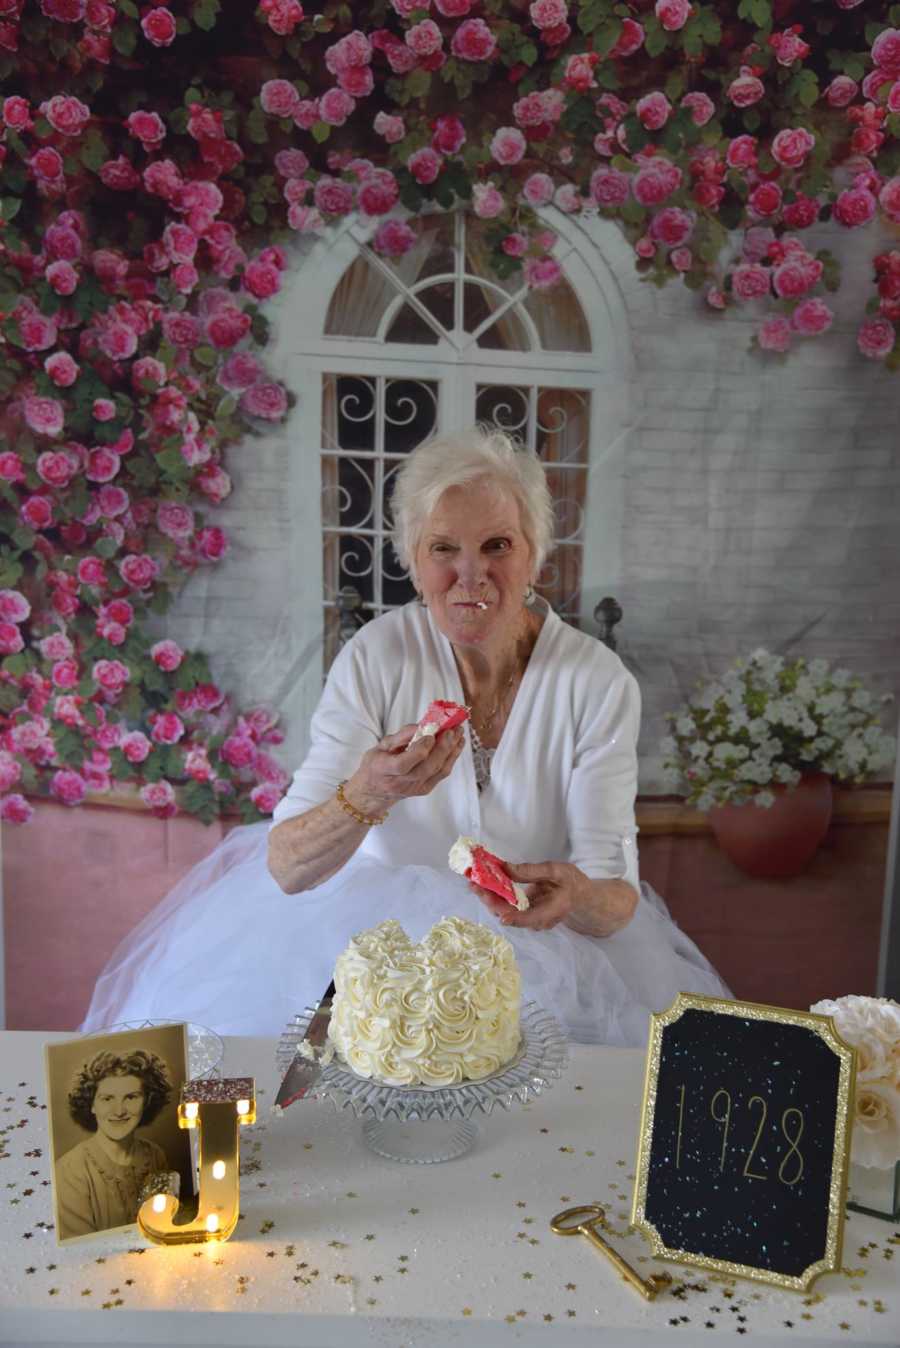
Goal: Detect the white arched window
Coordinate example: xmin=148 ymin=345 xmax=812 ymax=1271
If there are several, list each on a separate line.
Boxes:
xmin=281 ymin=208 xmax=629 ymax=669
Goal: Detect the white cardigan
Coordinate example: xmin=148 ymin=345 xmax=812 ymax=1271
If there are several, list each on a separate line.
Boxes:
xmin=272 ymin=598 xmax=642 ymax=892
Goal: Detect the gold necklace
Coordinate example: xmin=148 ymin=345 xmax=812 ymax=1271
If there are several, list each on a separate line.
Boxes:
xmin=467 ymin=668 xmax=518 ymax=737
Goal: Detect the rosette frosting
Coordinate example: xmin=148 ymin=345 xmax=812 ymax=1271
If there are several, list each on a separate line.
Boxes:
xmin=326 ymin=916 xmax=521 ymax=1087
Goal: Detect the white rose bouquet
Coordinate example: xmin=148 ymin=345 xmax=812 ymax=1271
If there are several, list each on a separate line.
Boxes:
xmin=811 ymin=995 xmax=900 ymax=1169
xmin=661 ymin=649 xmax=895 ymax=810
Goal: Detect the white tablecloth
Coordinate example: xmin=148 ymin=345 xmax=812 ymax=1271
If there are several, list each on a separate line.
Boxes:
xmin=0 ymin=1032 xmax=897 ymax=1347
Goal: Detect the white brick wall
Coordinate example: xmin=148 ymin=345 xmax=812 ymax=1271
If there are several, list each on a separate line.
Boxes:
xmin=156 ymin=215 xmax=900 ymax=794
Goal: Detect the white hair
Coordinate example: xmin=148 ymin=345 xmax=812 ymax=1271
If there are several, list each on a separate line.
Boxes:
xmin=388 ymin=424 xmax=555 ymax=591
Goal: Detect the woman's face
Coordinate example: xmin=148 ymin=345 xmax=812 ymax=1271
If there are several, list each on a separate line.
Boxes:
xmin=415 ymin=481 xmax=534 ymax=651
xmin=91 ymin=1074 xmax=145 ymax=1141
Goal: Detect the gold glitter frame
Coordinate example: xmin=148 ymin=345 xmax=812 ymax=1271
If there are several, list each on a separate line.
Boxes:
xmin=630 ymin=992 xmax=856 ymax=1293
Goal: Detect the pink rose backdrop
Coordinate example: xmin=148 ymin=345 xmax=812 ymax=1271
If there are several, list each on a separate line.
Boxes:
xmin=1 ymin=0 xmax=900 ymax=825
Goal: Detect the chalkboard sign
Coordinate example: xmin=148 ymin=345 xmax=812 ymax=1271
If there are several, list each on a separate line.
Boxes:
xmin=631 ymin=993 xmax=855 ymax=1292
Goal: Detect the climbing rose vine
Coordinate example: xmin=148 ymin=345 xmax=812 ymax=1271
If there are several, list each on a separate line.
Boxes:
xmin=1 ymin=0 xmax=900 ymax=824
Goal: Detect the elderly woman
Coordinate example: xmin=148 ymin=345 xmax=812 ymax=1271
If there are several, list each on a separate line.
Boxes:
xmin=83 ymin=428 xmax=726 ymax=1041
xmin=55 ymin=1049 xmax=171 ymax=1240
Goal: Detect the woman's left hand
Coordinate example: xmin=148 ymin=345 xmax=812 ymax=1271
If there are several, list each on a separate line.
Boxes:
xmin=468 ymin=861 xmax=591 ymax=932
xmin=468 ymin=861 xmax=639 ymax=935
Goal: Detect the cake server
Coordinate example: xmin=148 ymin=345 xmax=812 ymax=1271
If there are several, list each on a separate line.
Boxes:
xmin=274 ymin=980 xmax=336 ymax=1110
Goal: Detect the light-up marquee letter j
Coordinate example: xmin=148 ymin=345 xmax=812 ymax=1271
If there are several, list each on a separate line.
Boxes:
xmin=137 ymin=1077 xmax=256 ymax=1244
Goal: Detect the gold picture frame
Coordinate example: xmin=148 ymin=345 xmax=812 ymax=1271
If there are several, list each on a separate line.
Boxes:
xmin=631 ymin=992 xmax=856 ymax=1293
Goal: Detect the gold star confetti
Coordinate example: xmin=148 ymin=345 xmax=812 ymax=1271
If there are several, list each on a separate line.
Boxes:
xmin=397 ymin=1267 xmax=409 ymax=1275
xmin=504 ymin=1314 xmax=517 ymax=1324
xmin=574 ymin=1085 xmax=583 ymax=1091
xmin=528 ymin=1238 xmax=540 ymax=1246
xmin=567 ymin=1309 xmax=576 ymax=1317
xmin=260 ymin=1220 xmax=274 ymax=1234
xmin=373 ymin=1275 xmax=383 ymax=1283
xmin=334 ymin=1274 xmax=353 ymax=1285
xmin=80 ymin=1289 xmax=91 ymax=1297
xmin=491 ymin=1172 xmax=502 ymax=1179
xmin=408 ymin=1207 xmax=419 ymax=1214
xmin=839 ymin=1324 xmax=851 ymax=1331
xmin=523 ymin=1217 xmax=535 ymax=1225
xmin=328 ymin=1240 xmax=347 ymax=1249
xmin=539 ymin=1127 xmax=549 ymax=1134
xmin=48 ymin=1289 xmax=58 ymax=1297
xmin=565 ymin=1282 xmax=576 ymax=1291
xmin=544 ymin=1313 xmax=554 ymax=1322
xmin=302 ymin=1142 xmax=313 ymax=1150
xmin=365 ymin=1234 xmax=375 ymax=1241
xmin=522 ymin=1272 xmax=533 ymax=1280
xmin=585 ymin=1149 xmax=595 ymax=1156
xmin=515 ymin=1201 xmax=527 ymax=1208
xmin=559 ymin=1195 xmax=571 ymax=1202
xmin=516 ymin=1309 xmax=527 ymax=1318
xmin=559 ymin=1146 xmax=574 ymax=1154
xmin=367 ymin=1298 xmax=377 ymax=1307
xmin=345 ymin=1191 xmax=357 ymax=1198
xmin=398 ymin=1254 xmax=409 ymax=1261
xmin=462 ymin=1307 xmax=472 ymax=1316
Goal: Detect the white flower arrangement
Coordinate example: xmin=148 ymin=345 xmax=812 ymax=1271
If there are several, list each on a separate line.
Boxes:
xmin=811 ymin=996 xmax=900 ymax=1169
xmin=661 ymin=650 xmax=895 ymax=810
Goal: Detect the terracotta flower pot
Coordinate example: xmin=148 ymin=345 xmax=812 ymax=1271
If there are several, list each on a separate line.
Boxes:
xmin=707 ymin=772 xmax=834 ymax=879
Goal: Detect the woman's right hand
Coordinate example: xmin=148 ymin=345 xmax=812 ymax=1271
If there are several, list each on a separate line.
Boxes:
xmin=346 ymin=724 xmax=466 ymax=815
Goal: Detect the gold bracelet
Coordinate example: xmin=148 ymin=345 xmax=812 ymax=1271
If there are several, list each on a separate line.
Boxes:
xmin=336 ymin=780 xmax=389 ymax=826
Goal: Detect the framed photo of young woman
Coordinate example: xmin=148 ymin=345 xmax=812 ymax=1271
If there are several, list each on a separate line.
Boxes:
xmin=44 ymin=1023 xmax=193 ymax=1245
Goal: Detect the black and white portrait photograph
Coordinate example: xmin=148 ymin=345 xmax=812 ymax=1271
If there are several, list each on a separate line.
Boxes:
xmin=44 ymin=1024 xmax=192 ymax=1245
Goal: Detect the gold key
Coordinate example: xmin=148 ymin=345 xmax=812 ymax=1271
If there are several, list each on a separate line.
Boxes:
xmin=550 ymin=1205 xmax=671 ymax=1301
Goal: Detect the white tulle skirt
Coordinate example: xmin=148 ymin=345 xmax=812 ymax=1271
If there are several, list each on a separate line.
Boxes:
xmin=82 ymin=823 xmax=730 ymax=1047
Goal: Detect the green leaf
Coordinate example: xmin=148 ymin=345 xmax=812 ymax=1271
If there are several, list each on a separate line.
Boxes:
xmin=0 ymin=558 xmax=23 ymax=587
xmin=622 ymin=114 xmax=650 ymax=154
xmin=0 ymin=197 xmax=22 ymax=222
xmin=79 ymin=129 xmax=108 ymax=173
xmin=787 ymin=68 xmax=820 ymax=108
xmin=681 ymin=22 xmax=703 ymax=56
xmin=148 ymin=587 xmax=173 ymax=615
xmin=93 ymin=536 xmax=121 ymax=559
xmin=246 ymin=107 xmax=269 ymax=144
xmin=193 ymin=346 xmax=218 ymax=368
xmin=644 ymin=16 xmax=667 ymax=58
xmin=11 ymin=525 xmax=35 ymax=550
xmin=191 ymin=0 xmax=220 ymax=31
xmin=593 ymin=17 xmax=622 ymax=56
xmin=112 ymin=20 xmax=138 ymax=56
xmin=311 ymin=121 xmax=331 ymax=144
xmin=156 ymin=448 xmax=191 ymax=479
xmin=577 ymin=0 xmax=612 ymax=33
xmin=665 ymin=69 xmax=687 ymax=102
xmin=406 ymin=68 xmax=431 ymax=99
xmin=216 ymin=394 xmax=237 ymax=418
xmin=249 ymin=203 xmax=267 ymax=225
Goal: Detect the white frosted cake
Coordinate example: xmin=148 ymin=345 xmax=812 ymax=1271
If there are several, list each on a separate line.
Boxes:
xmin=326 ymin=916 xmax=522 ymax=1087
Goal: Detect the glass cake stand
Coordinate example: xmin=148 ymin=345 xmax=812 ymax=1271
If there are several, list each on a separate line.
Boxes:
xmin=276 ymin=1000 xmax=568 ymax=1163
